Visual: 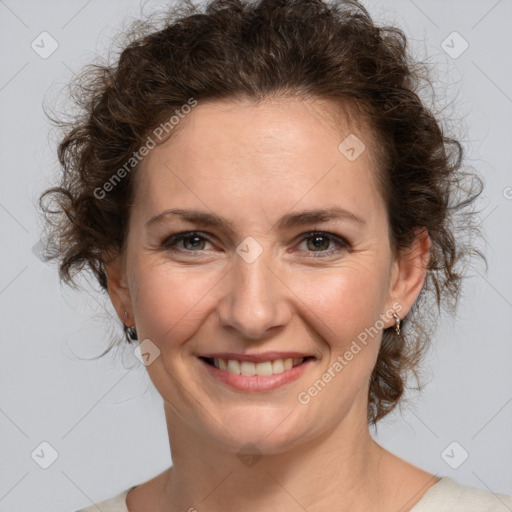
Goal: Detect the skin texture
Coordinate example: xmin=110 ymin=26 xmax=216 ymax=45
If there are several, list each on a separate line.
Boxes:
xmin=106 ymin=97 xmax=436 ymax=512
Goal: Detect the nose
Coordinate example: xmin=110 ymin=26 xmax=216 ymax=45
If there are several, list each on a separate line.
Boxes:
xmin=216 ymin=249 xmax=292 ymax=340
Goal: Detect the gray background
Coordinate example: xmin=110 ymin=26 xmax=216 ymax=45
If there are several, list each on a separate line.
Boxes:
xmin=0 ymin=0 xmax=511 ymax=510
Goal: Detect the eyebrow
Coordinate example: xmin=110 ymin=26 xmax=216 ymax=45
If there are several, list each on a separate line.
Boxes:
xmin=146 ymin=207 xmax=366 ymax=232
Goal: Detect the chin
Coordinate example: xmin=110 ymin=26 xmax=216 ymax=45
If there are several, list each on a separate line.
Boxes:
xmin=201 ymin=406 xmax=314 ymax=456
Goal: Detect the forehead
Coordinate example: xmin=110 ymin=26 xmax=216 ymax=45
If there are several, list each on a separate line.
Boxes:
xmin=133 ymin=97 xmax=384 ymax=223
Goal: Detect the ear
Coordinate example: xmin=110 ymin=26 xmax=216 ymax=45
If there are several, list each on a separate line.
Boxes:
xmin=104 ymin=251 xmax=134 ymax=326
xmin=385 ymin=227 xmax=431 ymax=323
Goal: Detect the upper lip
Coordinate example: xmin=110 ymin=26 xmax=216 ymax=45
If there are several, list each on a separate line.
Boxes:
xmin=199 ymin=351 xmax=314 ymax=363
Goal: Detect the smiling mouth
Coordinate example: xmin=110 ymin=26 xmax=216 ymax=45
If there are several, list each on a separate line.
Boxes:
xmin=199 ymin=356 xmax=314 ymax=376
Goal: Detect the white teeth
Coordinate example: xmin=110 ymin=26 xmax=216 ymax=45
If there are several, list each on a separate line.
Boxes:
xmin=240 ymin=361 xmax=256 ymax=376
xmin=272 ymin=359 xmax=284 ymax=374
xmin=256 ymin=361 xmax=273 ymax=376
xmin=211 ymin=357 xmax=306 ymax=376
xmin=227 ymin=359 xmax=240 ymax=374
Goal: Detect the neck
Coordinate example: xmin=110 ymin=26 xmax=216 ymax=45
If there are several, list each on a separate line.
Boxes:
xmin=161 ymin=401 xmax=385 ymax=512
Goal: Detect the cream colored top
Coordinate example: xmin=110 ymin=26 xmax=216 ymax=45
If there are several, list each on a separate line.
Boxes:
xmin=75 ymin=477 xmax=512 ymax=511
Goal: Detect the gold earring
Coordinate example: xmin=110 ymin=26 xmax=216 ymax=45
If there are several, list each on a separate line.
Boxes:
xmin=392 ymin=312 xmax=401 ymax=336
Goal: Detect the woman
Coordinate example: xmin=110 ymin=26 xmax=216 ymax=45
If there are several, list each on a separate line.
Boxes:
xmin=39 ymin=0 xmax=512 ymax=510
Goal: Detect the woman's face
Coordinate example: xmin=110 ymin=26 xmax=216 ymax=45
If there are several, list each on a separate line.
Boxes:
xmin=107 ymin=97 xmax=426 ymax=454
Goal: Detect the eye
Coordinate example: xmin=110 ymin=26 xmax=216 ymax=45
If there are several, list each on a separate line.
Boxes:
xmin=161 ymin=231 xmax=213 ymax=252
xmin=160 ymin=230 xmax=350 ymax=257
xmin=297 ymin=231 xmax=349 ymax=257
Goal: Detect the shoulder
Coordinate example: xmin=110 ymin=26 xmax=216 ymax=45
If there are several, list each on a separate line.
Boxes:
xmin=411 ymin=477 xmax=512 ymax=512
xmin=74 ymin=485 xmax=137 ymax=512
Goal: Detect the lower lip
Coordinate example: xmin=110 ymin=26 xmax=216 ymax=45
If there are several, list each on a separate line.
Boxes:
xmin=199 ymin=358 xmax=314 ymax=392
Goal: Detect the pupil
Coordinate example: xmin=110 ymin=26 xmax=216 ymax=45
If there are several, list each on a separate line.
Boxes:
xmin=186 ymin=236 xmax=203 ymax=249
xmin=310 ymin=236 xmax=328 ymax=250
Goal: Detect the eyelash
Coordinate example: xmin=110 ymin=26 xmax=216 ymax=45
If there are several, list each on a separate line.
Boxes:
xmin=160 ymin=230 xmax=350 ymax=258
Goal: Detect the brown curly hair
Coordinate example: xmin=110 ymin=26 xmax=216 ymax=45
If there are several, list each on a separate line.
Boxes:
xmin=38 ymin=0 xmax=485 ymax=424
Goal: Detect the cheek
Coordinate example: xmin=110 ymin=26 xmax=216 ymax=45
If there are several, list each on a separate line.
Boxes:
xmin=287 ymin=269 xmax=386 ymax=418
xmin=130 ymin=262 xmax=221 ymax=348
xmin=292 ymin=265 xmax=387 ymax=341
xmin=287 ymin=264 xmax=388 ymax=392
